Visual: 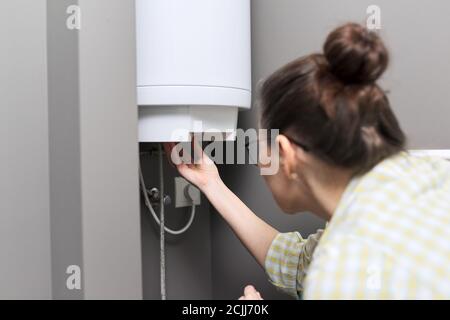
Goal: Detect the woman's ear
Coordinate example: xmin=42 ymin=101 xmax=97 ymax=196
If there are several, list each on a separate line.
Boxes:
xmin=276 ymin=135 xmax=298 ymax=179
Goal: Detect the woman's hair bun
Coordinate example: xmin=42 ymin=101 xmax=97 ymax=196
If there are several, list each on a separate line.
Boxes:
xmin=323 ymin=23 xmax=388 ymax=84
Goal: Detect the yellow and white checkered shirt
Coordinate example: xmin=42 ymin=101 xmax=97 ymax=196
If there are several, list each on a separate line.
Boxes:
xmin=265 ymin=152 xmax=450 ymax=299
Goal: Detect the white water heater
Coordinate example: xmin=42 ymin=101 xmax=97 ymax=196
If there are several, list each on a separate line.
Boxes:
xmin=136 ymin=0 xmax=252 ymax=142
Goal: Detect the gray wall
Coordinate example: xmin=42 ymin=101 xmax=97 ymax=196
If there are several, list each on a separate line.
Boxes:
xmin=0 ymin=0 xmax=52 ymax=299
xmin=247 ymin=0 xmax=450 ymax=150
xmin=211 ymin=0 xmax=450 ymax=300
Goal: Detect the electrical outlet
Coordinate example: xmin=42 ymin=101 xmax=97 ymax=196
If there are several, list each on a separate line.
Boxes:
xmin=175 ymin=177 xmax=201 ymax=208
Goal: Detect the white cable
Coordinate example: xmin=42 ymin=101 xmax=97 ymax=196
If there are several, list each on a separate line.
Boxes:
xmin=139 ymin=144 xmax=197 ymax=300
xmin=138 ymin=163 xmax=196 ymax=236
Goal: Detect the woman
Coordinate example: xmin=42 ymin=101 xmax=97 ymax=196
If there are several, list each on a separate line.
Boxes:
xmin=169 ymin=23 xmax=450 ymax=299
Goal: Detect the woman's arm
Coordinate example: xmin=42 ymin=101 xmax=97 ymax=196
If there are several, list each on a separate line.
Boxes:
xmin=165 ymin=142 xmax=278 ymax=267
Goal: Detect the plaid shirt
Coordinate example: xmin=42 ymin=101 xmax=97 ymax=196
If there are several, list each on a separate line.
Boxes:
xmin=265 ymin=152 xmax=450 ymax=299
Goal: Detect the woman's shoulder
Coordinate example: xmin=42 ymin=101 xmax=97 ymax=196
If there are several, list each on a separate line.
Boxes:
xmin=349 ymin=151 xmax=450 ymax=202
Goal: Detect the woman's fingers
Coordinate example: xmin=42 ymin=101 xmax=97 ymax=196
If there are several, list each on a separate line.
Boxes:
xmin=162 ymin=142 xmax=174 ymax=155
xmin=239 ymin=285 xmax=263 ymax=300
xmin=163 ymin=138 xmax=220 ymax=190
xmin=244 ymin=285 xmax=257 ymax=296
xmin=191 ymin=136 xmax=204 ymax=164
xmin=165 ymin=138 xmax=215 ymax=167
xmin=163 ymin=142 xmax=177 ymax=167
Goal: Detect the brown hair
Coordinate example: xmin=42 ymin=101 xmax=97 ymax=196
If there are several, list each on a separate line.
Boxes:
xmin=260 ymin=23 xmax=406 ymax=175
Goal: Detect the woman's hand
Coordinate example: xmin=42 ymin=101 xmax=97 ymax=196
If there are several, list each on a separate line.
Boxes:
xmin=238 ymin=285 xmax=264 ymax=300
xmin=163 ymin=142 xmax=221 ymax=191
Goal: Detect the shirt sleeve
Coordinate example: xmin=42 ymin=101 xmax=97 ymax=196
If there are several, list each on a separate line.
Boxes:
xmin=264 ymin=230 xmax=323 ymax=298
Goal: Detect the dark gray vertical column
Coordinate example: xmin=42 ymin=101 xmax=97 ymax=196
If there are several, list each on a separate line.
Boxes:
xmin=47 ymin=0 xmax=84 ymax=299
xmin=78 ymin=0 xmax=142 ymax=299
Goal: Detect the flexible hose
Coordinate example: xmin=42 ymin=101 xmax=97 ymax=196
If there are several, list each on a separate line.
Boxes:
xmin=158 ymin=144 xmax=166 ymax=300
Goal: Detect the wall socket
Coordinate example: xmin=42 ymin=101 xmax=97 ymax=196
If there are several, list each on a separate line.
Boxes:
xmin=174 ymin=177 xmax=201 ymax=208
